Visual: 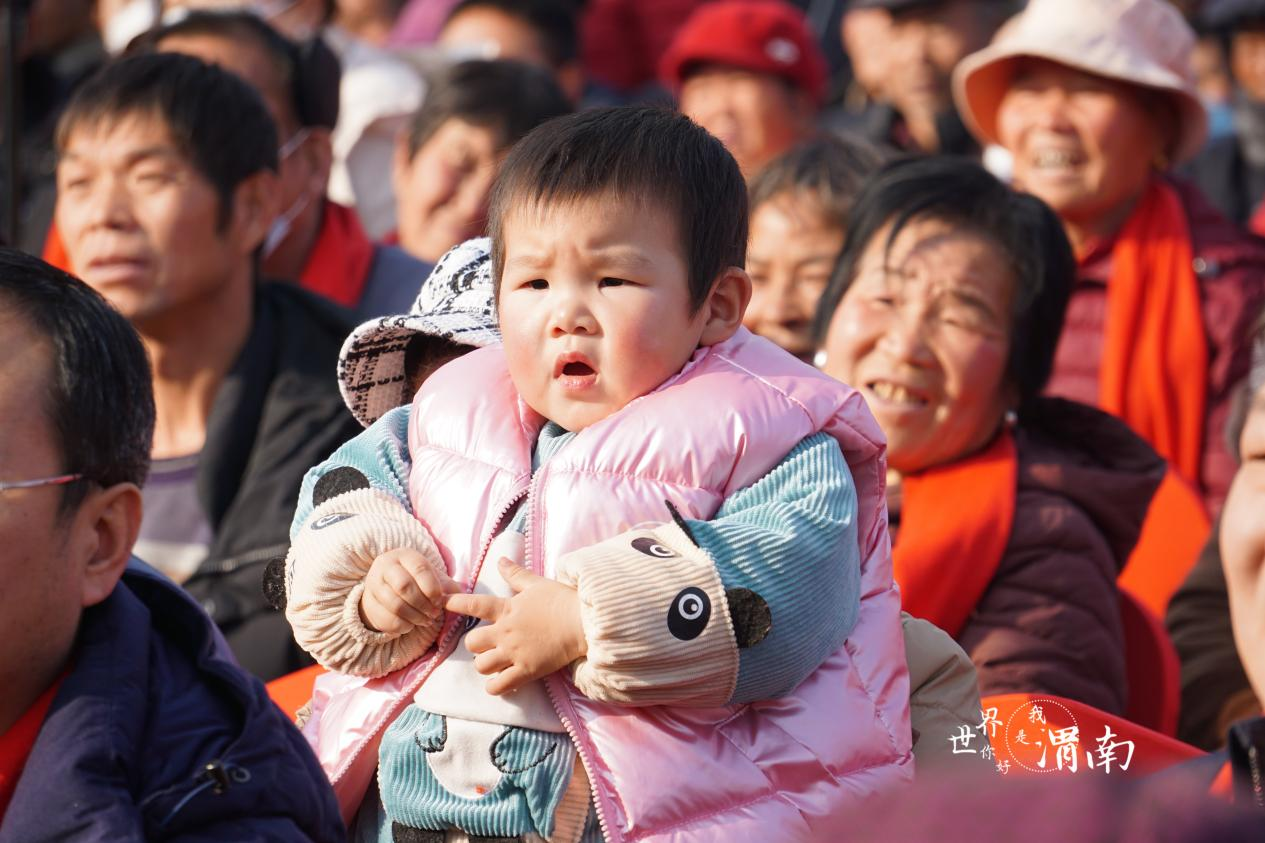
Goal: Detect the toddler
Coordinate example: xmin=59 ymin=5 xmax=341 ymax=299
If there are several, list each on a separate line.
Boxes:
xmin=284 ymin=107 xmax=911 ymax=843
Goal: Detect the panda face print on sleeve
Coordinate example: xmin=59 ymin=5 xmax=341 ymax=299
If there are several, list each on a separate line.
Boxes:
xmin=626 ymin=527 xmax=771 ymax=649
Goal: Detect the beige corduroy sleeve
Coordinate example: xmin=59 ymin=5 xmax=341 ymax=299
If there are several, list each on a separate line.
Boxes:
xmin=285 ymin=489 xmax=448 ymax=677
xmin=556 ymin=520 xmax=739 ymax=707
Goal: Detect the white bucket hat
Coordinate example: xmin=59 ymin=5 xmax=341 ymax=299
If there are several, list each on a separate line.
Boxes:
xmin=953 ymin=0 xmax=1208 ymax=165
xmin=338 ymin=237 xmax=500 ymax=428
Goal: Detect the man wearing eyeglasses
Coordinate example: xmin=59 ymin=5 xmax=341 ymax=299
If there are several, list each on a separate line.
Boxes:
xmin=0 ymin=248 xmax=343 ymax=840
xmin=52 ymin=51 xmax=363 ymax=681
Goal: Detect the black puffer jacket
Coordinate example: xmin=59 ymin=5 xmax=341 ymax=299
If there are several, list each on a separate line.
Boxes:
xmin=182 ymin=282 xmax=362 ymax=680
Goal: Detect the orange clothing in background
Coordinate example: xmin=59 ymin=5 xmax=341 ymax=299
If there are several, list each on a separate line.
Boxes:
xmin=1099 ymin=179 xmax=1208 ymax=489
xmin=892 ymin=431 xmax=1017 ymax=638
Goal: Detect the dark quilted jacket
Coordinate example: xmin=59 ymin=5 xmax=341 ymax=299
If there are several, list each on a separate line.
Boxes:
xmin=0 ymin=561 xmax=344 ymax=842
xmin=1044 ymin=177 xmax=1265 ymax=515
xmin=910 ymin=400 xmax=1166 ymax=715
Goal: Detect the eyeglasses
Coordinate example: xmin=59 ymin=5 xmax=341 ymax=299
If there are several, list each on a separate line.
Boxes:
xmin=0 ymin=473 xmax=84 ymax=495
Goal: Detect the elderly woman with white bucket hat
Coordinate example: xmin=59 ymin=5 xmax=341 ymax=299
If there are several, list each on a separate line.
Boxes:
xmin=954 ymin=0 xmax=1265 ymax=523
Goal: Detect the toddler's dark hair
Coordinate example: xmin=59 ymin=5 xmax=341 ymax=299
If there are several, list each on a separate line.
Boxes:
xmin=487 ymin=106 xmax=748 ymax=311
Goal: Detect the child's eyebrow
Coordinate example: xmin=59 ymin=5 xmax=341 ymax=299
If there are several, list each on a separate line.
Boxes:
xmin=505 ymin=253 xmax=549 ymax=272
xmin=589 ymin=249 xmax=656 ymax=271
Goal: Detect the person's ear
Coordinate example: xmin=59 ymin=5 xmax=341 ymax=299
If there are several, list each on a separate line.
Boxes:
xmin=230 ymin=168 xmax=282 ymax=255
xmin=698 ymin=266 xmax=753 ymax=346
xmin=301 ymin=127 xmax=335 ymax=193
xmin=71 ymin=482 xmax=143 ymax=608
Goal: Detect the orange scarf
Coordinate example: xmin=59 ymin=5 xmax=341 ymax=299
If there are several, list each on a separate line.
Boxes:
xmin=1099 ymin=179 xmax=1208 ymax=489
xmin=892 ymin=431 xmax=1017 ymax=638
xmin=894 ymin=427 xmax=1209 ymax=629
xmin=41 ymin=201 xmax=375 ymax=311
xmin=41 ymin=223 xmax=70 ymax=273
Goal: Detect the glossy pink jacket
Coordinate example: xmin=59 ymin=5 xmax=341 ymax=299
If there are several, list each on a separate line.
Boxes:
xmin=301 ymin=329 xmax=913 ymax=840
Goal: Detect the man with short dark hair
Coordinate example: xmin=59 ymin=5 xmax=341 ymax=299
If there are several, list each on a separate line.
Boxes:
xmin=52 ymin=51 xmax=364 ymax=680
xmin=0 ymin=247 xmax=343 ymax=841
xmin=841 ymin=0 xmax=1019 ymax=154
xmin=151 ymin=10 xmax=429 ymax=318
xmin=42 ymin=10 xmax=428 ymax=319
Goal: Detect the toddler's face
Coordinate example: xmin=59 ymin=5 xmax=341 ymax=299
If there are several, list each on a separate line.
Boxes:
xmin=498 ymin=196 xmax=708 ymax=431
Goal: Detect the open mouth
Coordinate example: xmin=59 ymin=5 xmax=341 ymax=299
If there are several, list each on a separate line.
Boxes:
xmin=867 ymin=380 xmax=929 ymax=408
xmin=554 ymin=352 xmax=598 ymax=386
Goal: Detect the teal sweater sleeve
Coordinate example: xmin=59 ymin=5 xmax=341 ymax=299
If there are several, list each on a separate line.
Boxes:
xmin=290 ymin=404 xmax=414 ymax=539
xmin=685 ymin=432 xmax=861 ymax=705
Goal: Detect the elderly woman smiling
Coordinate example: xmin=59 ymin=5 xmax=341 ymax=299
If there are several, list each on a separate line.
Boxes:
xmin=817 ymin=157 xmax=1172 ymax=712
xmin=953 ymin=0 xmax=1265 ymax=522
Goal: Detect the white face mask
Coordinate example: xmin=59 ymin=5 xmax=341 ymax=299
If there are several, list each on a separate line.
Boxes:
xmin=262 ymin=128 xmax=313 ymax=258
xmin=103 ymin=0 xmax=160 ymax=54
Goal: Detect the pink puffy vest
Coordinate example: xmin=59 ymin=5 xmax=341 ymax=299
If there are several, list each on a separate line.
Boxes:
xmin=303 ymin=329 xmax=912 ymax=839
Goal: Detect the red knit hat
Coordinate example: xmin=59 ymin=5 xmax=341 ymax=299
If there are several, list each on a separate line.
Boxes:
xmin=659 ymin=1 xmax=829 ymax=105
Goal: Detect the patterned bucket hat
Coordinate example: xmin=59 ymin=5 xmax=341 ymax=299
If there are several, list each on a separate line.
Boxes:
xmin=338 ymin=237 xmax=500 ymax=427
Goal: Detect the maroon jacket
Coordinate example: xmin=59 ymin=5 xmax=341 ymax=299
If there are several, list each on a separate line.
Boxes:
xmin=1045 ymin=178 xmax=1265 ymax=515
xmin=931 ymin=400 xmax=1165 ymax=715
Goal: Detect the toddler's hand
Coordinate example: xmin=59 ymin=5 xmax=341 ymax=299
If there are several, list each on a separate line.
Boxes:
xmin=445 ymin=557 xmax=587 ymax=695
xmin=360 ymin=548 xmax=459 ymax=635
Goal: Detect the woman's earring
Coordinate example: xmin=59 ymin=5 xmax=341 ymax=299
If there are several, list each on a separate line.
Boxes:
xmin=813 ymin=349 xmax=828 ymax=370
xmin=1004 ymin=409 xmax=1019 ymax=427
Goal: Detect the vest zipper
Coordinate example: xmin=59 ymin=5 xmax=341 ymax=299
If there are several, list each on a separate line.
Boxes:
xmin=524 ymin=464 xmax=616 ymax=843
xmin=330 ymin=489 xmax=528 ymax=787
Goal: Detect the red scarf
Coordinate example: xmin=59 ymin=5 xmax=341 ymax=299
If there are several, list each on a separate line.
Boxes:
xmin=299 ymin=201 xmax=375 ymax=309
xmin=892 ymin=431 xmax=1017 ymax=638
xmin=1099 ymin=179 xmax=1208 ymax=489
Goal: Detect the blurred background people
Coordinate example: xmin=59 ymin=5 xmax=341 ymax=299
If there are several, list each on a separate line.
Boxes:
xmin=839 ymin=0 xmax=1020 ymax=155
xmin=164 ymin=0 xmax=424 ymax=238
xmin=389 ymin=58 xmax=571 ymax=267
xmin=745 ymin=135 xmax=883 ymax=361
xmin=152 ymin=10 xmax=428 ymax=317
xmin=660 ymin=0 xmax=826 ymax=179
xmin=435 ymin=0 xmax=586 ymax=102
xmin=1187 ymin=0 xmax=1265 ymax=230
xmin=52 ymin=52 xmax=362 ymax=680
xmin=955 ymin=0 xmax=1265 ymax=518
xmin=0 ymin=0 xmax=104 ymax=253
